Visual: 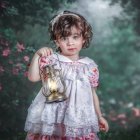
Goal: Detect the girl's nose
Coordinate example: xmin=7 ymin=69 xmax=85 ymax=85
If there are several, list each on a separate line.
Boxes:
xmin=67 ymin=38 xmax=74 ymax=45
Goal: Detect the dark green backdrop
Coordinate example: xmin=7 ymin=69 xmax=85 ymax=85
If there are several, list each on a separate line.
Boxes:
xmin=0 ymin=0 xmax=140 ymax=140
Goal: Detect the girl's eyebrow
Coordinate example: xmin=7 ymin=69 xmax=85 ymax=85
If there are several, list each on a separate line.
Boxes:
xmin=72 ymin=33 xmax=81 ymax=35
xmin=58 ymin=32 xmax=81 ymax=39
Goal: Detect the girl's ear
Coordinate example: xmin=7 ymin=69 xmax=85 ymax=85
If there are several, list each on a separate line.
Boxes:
xmin=82 ymin=39 xmax=86 ymax=46
xmin=82 ymin=39 xmax=85 ymax=44
xmin=54 ymin=40 xmax=61 ymax=52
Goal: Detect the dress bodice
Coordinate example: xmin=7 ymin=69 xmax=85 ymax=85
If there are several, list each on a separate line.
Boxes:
xmin=39 ymin=53 xmax=99 ymax=88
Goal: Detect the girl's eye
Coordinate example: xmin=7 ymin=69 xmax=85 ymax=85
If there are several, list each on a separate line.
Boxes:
xmin=60 ymin=37 xmax=67 ymax=41
xmin=73 ymin=35 xmax=80 ymax=40
xmin=73 ymin=36 xmax=78 ymax=39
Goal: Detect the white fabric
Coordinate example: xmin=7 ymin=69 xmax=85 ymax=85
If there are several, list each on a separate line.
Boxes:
xmin=24 ymin=53 xmax=99 ymax=137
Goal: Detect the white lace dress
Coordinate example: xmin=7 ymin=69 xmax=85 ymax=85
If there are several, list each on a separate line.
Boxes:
xmin=24 ymin=53 xmax=100 ymax=138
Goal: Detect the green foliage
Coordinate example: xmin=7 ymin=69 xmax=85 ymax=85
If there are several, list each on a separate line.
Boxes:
xmin=110 ymin=0 xmax=140 ymax=35
xmin=98 ymin=127 xmax=140 ymax=140
xmin=1 ymin=0 xmax=140 ymax=139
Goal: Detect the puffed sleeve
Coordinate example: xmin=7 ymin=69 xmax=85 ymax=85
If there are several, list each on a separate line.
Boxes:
xmin=88 ymin=63 xmax=99 ymax=88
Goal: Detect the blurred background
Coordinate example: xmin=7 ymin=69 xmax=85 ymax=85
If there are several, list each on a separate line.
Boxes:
xmin=0 ymin=0 xmax=140 ymax=139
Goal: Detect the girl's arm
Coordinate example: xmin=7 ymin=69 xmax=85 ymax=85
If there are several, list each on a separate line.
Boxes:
xmin=92 ymin=88 xmax=109 ymax=132
xmin=28 ymin=53 xmax=41 ymax=82
xmin=28 ymin=47 xmax=53 ymax=82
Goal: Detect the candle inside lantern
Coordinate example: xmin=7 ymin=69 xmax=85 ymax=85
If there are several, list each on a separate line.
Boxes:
xmin=48 ymin=79 xmax=58 ymax=91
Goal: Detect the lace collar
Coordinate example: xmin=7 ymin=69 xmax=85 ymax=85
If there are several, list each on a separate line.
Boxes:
xmin=52 ymin=53 xmax=93 ymax=65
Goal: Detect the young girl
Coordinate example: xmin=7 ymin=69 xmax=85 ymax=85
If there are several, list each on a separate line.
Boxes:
xmin=24 ymin=11 xmax=109 ymax=140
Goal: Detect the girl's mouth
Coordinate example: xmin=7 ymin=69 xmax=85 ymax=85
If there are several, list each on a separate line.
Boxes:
xmin=68 ymin=48 xmax=76 ymax=51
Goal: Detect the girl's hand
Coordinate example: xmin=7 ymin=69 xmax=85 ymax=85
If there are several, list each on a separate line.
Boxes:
xmin=36 ymin=47 xmax=53 ymax=57
xmin=99 ymin=117 xmax=109 ymax=132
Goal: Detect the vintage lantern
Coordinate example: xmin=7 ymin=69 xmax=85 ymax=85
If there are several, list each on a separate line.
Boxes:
xmin=41 ymin=56 xmax=67 ymax=103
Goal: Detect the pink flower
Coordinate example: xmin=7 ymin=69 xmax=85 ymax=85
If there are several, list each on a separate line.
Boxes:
xmin=12 ymin=68 xmax=19 ymax=75
xmin=120 ymin=120 xmax=126 ymax=125
xmin=24 ymin=56 xmax=30 ymax=62
xmin=16 ymin=63 xmax=22 ymax=70
xmin=9 ymin=60 xmax=13 ymax=64
xmin=0 ymin=66 xmax=4 ymax=73
xmin=78 ymin=133 xmax=96 ymax=140
xmin=16 ymin=42 xmax=25 ymax=52
xmin=132 ymin=107 xmax=140 ymax=117
xmin=39 ymin=56 xmax=50 ymax=68
xmin=93 ymin=67 xmax=98 ymax=73
xmin=1 ymin=1 xmax=7 ymax=8
xmin=120 ymin=120 xmax=127 ymax=129
xmin=109 ymin=116 xmax=117 ymax=121
xmin=117 ymin=113 xmax=126 ymax=120
xmin=24 ymin=71 xmax=28 ymax=77
xmin=0 ymin=38 xmax=9 ymax=47
xmin=5 ymin=41 xmax=9 ymax=47
xmin=2 ymin=47 xmax=10 ymax=56
xmin=89 ymin=133 xmax=95 ymax=139
xmin=0 ymin=83 xmax=2 ymax=91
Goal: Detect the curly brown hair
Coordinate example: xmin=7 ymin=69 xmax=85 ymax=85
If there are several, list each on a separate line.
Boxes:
xmin=49 ymin=11 xmax=93 ymax=48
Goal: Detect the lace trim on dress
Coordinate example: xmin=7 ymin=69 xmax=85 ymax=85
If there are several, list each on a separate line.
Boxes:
xmin=25 ymin=122 xmax=99 ymax=137
xmin=26 ymin=132 xmax=99 ymax=140
xmin=39 ymin=55 xmax=99 ymax=87
xmin=25 ymin=102 xmax=99 ymax=137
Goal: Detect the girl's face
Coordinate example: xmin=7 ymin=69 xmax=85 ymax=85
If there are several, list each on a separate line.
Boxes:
xmin=55 ymin=26 xmax=85 ymax=59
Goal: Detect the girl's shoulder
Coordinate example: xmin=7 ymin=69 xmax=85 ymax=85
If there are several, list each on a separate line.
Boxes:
xmin=79 ymin=57 xmax=98 ymax=67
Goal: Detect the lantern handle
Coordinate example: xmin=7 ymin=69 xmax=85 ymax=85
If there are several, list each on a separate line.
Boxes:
xmin=54 ymin=52 xmax=67 ymax=93
xmin=38 ymin=52 xmax=67 ymax=96
xmin=38 ymin=57 xmax=51 ymax=97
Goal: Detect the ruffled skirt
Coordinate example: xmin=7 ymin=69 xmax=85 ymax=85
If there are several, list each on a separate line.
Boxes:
xmin=25 ymin=85 xmax=99 ymax=139
xmin=25 ymin=132 xmax=99 ymax=140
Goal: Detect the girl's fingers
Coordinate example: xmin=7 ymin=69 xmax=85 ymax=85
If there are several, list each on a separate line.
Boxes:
xmin=99 ymin=119 xmax=109 ymax=132
xmin=37 ymin=47 xmax=53 ymax=57
xmin=104 ymin=123 xmax=109 ymax=132
xmin=105 ymin=121 xmax=109 ymax=132
xmin=36 ymin=47 xmax=54 ymax=57
xmin=45 ymin=47 xmax=53 ymax=56
xmin=50 ymin=48 xmax=53 ymax=54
